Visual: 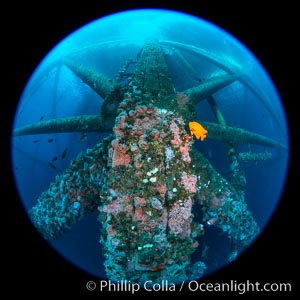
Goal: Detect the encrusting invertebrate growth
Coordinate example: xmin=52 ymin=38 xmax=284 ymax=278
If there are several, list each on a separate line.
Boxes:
xmin=12 ymin=40 xmax=287 ymax=285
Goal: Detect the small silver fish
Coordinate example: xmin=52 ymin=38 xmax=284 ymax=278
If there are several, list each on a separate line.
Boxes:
xmin=61 ymin=148 xmax=68 ymax=159
xmin=80 ymin=133 xmax=87 ymax=142
xmin=48 ymin=161 xmax=57 ymax=170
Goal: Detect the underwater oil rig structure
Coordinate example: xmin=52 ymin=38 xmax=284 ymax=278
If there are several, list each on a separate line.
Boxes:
xmin=13 ymin=40 xmax=287 ymax=284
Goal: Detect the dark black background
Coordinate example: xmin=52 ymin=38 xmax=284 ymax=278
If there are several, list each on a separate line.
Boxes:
xmin=4 ymin=0 xmax=297 ymax=298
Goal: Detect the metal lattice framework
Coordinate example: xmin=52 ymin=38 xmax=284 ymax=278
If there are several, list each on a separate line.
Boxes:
xmin=12 ymin=41 xmax=287 ymax=284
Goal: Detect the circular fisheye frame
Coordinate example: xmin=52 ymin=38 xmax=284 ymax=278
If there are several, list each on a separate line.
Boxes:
xmin=11 ymin=9 xmax=289 ymax=285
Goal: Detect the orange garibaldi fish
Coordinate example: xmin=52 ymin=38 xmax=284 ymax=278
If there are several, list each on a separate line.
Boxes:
xmin=189 ymin=121 xmax=208 ymax=141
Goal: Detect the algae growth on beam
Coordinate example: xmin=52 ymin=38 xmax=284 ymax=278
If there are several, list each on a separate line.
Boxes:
xmin=13 ymin=115 xmax=104 ymax=136
xmin=202 ymin=121 xmax=287 ymax=150
xmin=183 ymin=71 xmax=241 ymax=105
xmin=63 ymin=59 xmax=116 ymax=99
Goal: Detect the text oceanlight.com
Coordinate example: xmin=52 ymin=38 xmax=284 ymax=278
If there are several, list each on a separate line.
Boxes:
xmin=187 ymin=280 xmax=292 ymax=294
xmin=86 ymin=279 xmax=292 ymax=294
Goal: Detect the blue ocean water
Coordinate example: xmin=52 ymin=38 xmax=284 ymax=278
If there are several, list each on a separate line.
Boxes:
xmin=11 ymin=9 xmax=289 ymax=280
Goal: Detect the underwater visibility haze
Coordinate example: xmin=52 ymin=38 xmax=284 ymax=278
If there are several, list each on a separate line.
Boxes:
xmin=11 ymin=9 xmax=289 ymax=284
